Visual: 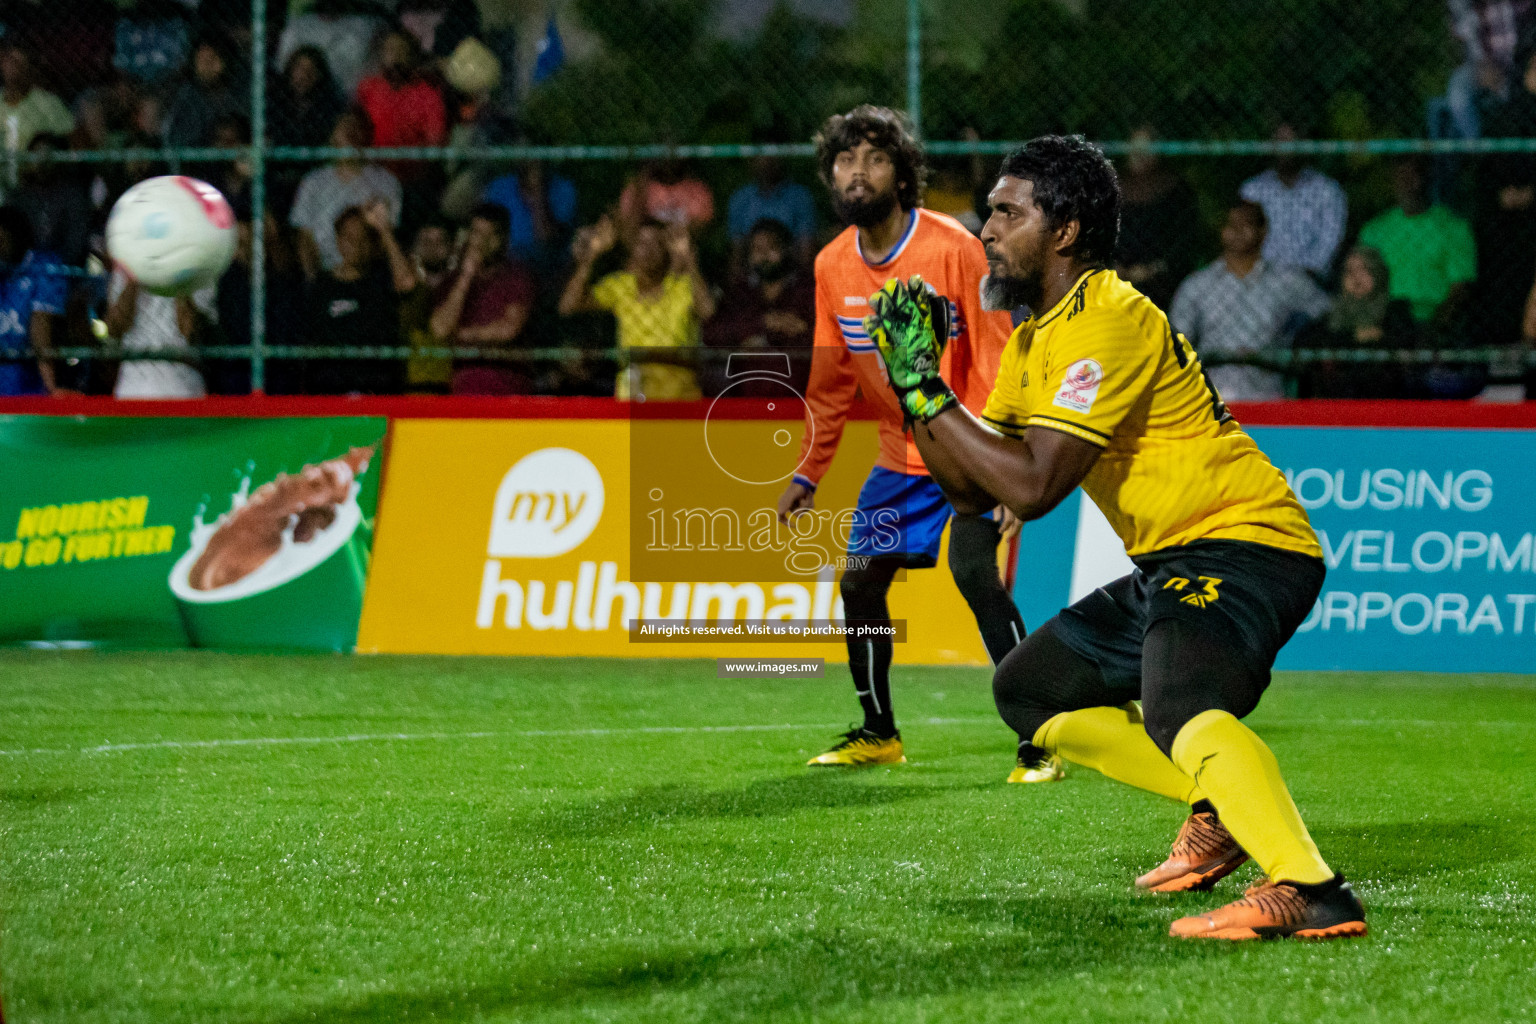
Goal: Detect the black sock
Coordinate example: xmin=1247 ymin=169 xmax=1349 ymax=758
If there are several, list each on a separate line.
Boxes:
xmin=947 ymin=514 xmax=1027 ymax=665
xmin=841 ymin=557 xmax=902 ymax=738
xmin=847 ymin=633 xmax=896 ymax=737
xmin=1191 ymin=798 xmax=1218 ymax=818
xmin=1016 ymin=739 xmax=1050 ymax=764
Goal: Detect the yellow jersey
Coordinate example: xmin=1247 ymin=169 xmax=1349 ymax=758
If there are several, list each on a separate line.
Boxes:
xmin=591 ymin=271 xmax=702 ymax=400
xmin=980 ymin=268 xmax=1321 ymax=560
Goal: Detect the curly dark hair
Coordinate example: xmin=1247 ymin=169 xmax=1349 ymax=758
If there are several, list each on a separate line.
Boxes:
xmin=814 ymin=105 xmax=926 ymax=210
xmin=998 ymin=135 xmax=1121 ymax=265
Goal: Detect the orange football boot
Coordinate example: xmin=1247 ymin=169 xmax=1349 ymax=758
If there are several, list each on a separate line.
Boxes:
xmin=1169 ymin=875 xmax=1368 ymax=941
xmin=1136 ymin=810 xmax=1249 ymax=892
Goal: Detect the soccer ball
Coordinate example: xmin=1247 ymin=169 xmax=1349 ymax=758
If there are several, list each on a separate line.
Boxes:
xmin=106 ymin=176 xmax=237 ymax=297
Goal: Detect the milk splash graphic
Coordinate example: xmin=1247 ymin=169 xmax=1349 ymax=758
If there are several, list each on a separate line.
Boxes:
xmin=168 ymin=449 xmax=371 ymax=605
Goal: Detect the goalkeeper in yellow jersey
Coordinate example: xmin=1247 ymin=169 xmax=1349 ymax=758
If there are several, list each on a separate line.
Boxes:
xmin=862 ymin=135 xmax=1366 ymax=941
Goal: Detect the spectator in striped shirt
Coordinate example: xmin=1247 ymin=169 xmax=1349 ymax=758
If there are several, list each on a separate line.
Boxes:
xmin=1170 ymin=201 xmax=1331 ymax=402
xmin=1239 ymin=124 xmax=1347 ymax=281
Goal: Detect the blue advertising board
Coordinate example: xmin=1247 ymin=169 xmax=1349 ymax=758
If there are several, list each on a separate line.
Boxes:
xmin=1010 ymin=426 xmax=1536 ymax=673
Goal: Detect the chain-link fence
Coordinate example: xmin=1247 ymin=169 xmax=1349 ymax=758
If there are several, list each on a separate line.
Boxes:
xmin=1 ymin=0 xmax=1534 ymax=401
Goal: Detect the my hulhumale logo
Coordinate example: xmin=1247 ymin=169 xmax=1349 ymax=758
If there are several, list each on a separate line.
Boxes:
xmin=489 ymin=448 xmax=605 ymax=558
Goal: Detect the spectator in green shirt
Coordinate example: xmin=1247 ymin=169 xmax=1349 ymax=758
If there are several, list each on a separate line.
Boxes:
xmin=1358 ymin=156 xmax=1477 ymax=327
xmin=0 ymin=41 xmax=73 ymax=159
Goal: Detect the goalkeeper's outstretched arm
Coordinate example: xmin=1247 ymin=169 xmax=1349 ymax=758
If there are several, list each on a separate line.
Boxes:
xmin=912 ymin=414 xmax=1101 ymax=524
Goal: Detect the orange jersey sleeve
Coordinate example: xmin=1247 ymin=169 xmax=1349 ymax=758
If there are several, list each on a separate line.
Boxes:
xmin=793 ymin=256 xmax=861 ymax=488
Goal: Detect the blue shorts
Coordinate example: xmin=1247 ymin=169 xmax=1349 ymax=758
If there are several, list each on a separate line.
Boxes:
xmin=845 ymin=466 xmax=966 ymax=567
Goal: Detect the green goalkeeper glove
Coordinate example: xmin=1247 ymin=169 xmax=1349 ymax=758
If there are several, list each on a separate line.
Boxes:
xmin=864 ymin=274 xmax=958 ymax=424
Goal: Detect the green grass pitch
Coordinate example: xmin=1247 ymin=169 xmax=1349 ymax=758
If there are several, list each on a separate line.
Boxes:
xmin=1 ymin=653 xmax=1533 ymax=1023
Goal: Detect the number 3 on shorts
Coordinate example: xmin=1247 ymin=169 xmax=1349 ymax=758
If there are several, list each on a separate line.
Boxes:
xmin=1163 ymin=575 xmax=1222 ymax=608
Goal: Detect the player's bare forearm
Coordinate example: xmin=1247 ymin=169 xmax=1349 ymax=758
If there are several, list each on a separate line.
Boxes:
xmin=297 ymin=231 xmax=321 ymax=282
xmin=557 ymin=258 xmax=598 ymax=316
xmin=32 ymin=314 xmax=57 ymax=392
xmin=429 ymin=273 xmax=473 ymax=340
xmin=104 ymin=281 xmax=138 ymax=339
xmin=456 ymin=304 xmax=530 ymax=346
xmin=907 ymin=408 xmax=996 ymax=515
xmin=916 ymin=407 xmax=1102 ymax=522
xmin=686 ymin=267 xmax=716 ymax=321
xmin=378 ymin=229 xmax=418 ymax=294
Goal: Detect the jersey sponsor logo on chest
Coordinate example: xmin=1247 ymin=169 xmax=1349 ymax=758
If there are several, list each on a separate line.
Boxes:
xmin=1052 ymin=358 xmax=1103 ymax=414
xmin=844 ymin=296 xmax=868 ymax=306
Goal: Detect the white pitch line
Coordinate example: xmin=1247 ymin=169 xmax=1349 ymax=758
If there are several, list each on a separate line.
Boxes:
xmin=0 ymin=715 xmax=1523 ymax=759
xmin=0 ymin=717 xmax=999 ymax=758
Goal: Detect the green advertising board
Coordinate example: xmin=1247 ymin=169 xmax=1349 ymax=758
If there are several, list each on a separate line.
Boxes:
xmin=0 ymin=417 xmax=386 ymax=651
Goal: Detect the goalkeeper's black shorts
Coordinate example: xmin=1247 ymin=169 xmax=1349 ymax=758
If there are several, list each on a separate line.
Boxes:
xmin=1049 ymin=539 xmax=1324 ymax=696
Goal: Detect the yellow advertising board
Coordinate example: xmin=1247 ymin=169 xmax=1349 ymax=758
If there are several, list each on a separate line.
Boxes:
xmin=358 ymin=417 xmax=997 ymax=664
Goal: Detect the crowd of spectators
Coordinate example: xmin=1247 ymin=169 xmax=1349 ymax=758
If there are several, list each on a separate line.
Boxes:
xmin=0 ymin=0 xmax=1534 ymax=401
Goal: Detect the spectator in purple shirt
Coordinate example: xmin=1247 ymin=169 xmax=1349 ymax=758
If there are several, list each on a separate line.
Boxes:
xmin=703 ymin=219 xmax=813 ymax=397
xmin=431 ymin=203 xmax=537 ymax=395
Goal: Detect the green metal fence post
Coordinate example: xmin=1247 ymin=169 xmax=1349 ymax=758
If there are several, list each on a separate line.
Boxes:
xmin=249 ymin=0 xmax=268 ymax=393
xmin=907 ymin=0 xmax=921 ymax=136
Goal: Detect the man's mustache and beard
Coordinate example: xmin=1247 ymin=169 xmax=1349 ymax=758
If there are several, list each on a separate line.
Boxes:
xmin=833 ymin=180 xmax=900 ymax=229
xmin=980 ymin=246 xmax=1041 ymax=313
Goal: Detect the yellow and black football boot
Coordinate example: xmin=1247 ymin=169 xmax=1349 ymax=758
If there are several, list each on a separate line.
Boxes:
xmin=807 ymin=727 xmax=906 ymax=767
xmin=1006 ymin=742 xmax=1065 ymax=784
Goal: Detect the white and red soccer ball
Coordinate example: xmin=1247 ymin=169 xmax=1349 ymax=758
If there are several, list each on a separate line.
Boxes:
xmin=106 ymin=176 xmax=237 ymax=296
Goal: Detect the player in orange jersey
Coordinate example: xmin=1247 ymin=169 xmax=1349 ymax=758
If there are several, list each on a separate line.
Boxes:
xmin=775 ymin=106 xmax=1054 ymax=778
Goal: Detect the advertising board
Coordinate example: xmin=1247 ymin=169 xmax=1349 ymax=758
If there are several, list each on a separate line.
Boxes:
xmin=0 ymin=416 xmax=385 ymax=651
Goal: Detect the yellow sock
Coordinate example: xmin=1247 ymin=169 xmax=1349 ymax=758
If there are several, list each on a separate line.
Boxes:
xmin=1033 ymin=704 xmax=1204 ymax=805
xmin=1170 ymin=709 xmax=1333 ymax=885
